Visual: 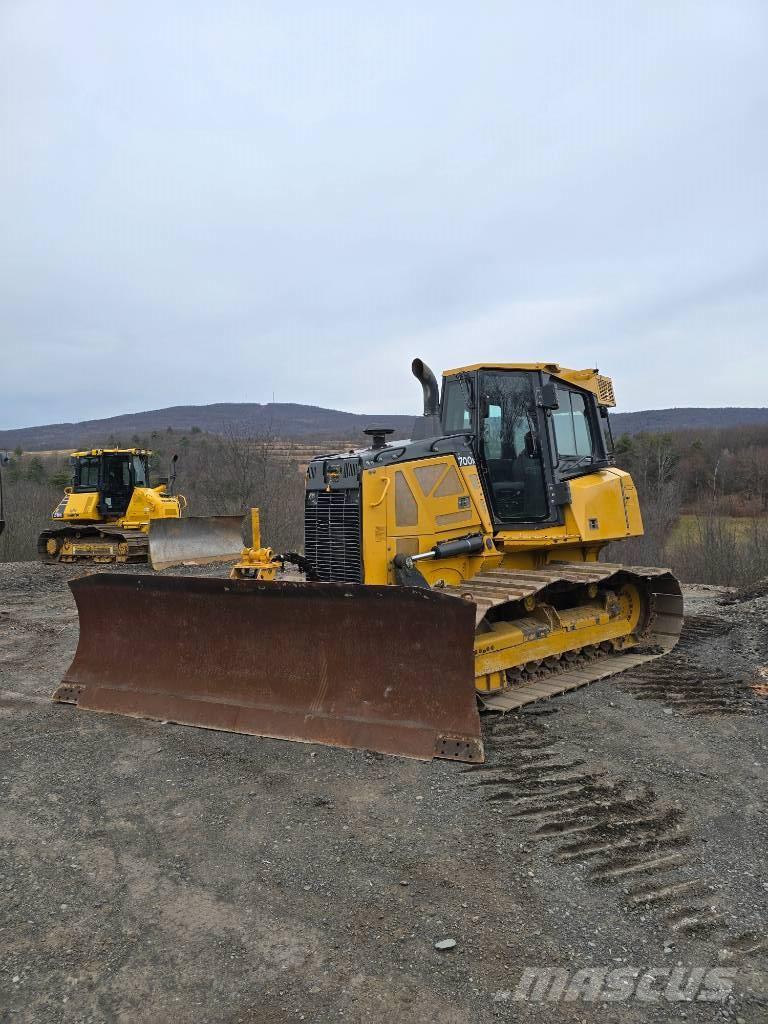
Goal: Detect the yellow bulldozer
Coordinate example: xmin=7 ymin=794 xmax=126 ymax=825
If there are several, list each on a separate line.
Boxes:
xmin=54 ymin=360 xmax=682 ymax=762
xmin=38 ymin=447 xmax=243 ymax=568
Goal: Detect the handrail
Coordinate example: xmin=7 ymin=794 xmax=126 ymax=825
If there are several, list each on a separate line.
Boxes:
xmin=369 ymin=476 xmax=391 ymax=508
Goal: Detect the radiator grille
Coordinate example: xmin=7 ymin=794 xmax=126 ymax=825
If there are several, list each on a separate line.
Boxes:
xmin=304 ymin=489 xmax=363 ymax=583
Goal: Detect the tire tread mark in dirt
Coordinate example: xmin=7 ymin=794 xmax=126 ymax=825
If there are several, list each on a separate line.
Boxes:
xmin=618 ymin=614 xmax=766 ymax=715
xmin=723 ymin=931 xmax=768 ymax=956
xmin=467 ymin=717 xmax=736 ymax=941
xmin=627 ymin=877 xmax=708 ymax=907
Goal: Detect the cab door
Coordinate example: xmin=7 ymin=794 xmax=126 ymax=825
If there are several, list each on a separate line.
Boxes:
xmin=99 ymin=456 xmax=133 ymax=518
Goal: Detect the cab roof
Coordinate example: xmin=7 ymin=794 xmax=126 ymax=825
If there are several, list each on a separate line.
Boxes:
xmin=71 ymin=448 xmax=152 ymax=458
xmin=442 ymin=363 xmax=616 ymax=407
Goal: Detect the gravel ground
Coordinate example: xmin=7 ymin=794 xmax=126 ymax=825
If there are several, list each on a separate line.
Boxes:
xmin=0 ymin=562 xmax=766 ymax=1023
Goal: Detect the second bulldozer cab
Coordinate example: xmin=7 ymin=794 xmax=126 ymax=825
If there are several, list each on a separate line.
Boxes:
xmin=419 ymin=360 xmax=618 ymax=530
xmin=66 ymin=449 xmax=154 ymax=519
xmin=51 ymin=448 xmax=181 ymax=528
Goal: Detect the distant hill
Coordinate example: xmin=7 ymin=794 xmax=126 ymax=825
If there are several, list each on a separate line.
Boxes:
xmin=610 ymin=407 xmax=768 ymax=435
xmin=1 ymin=402 xmax=767 ymax=452
xmin=0 ymin=403 xmax=415 ymax=452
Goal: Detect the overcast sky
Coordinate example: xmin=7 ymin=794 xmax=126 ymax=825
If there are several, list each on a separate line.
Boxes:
xmin=1 ymin=1 xmax=766 ymax=428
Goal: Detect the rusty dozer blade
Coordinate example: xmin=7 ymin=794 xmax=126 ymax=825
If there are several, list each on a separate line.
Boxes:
xmin=54 ymin=574 xmax=483 ymax=762
xmin=148 ymin=515 xmax=245 ymax=570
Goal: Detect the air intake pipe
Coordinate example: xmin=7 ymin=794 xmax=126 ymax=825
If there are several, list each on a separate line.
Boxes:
xmin=411 ymin=358 xmax=441 ymax=440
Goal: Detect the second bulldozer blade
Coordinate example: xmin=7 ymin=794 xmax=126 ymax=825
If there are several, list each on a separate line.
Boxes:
xmin=148 ymin=515 xmax=245 ymax=570
xmin=54 ymin=574 xmax=483 ymax=762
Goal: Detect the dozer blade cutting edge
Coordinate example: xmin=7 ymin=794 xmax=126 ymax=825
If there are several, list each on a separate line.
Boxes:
xmin=148 ymin=515 xmax=245 ymax=570
xmin=53 ymin=573 xmax=484 ymax=763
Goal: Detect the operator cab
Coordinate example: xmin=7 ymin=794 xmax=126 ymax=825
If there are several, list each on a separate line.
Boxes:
xmin=438 ymin=364 xmax=614 ymax=529
xmin=71 ymin=450 xmax=151 ymax=518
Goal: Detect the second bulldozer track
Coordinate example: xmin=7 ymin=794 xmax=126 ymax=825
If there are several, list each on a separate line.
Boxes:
xmin=37 ymin=527 xmax=148 ymax=564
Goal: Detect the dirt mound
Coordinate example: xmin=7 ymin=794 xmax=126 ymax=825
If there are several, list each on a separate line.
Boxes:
xmin=719 ymin=576 xmax=768 ymax=604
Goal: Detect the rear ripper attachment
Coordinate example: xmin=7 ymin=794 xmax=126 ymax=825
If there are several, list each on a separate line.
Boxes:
xmin=53 ymin=573 xmax=484 ymax=763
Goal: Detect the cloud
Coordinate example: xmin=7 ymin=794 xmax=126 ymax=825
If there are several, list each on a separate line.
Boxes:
xmin=1 ymin=1 xmax=766 ymax=427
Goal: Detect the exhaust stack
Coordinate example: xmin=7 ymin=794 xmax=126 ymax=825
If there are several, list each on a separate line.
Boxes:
xmin=411 ymin=358 xmax=442 ymax=440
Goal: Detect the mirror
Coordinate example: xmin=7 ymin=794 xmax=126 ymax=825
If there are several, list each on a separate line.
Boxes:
xmin=539 ymin=383 xmax=559 ymax=409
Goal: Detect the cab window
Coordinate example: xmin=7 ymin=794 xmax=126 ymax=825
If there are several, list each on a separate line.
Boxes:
xmin=483 ymin=403 xmax=530 ymax=460
xmin=74 ymin=457 xmax=100 ymax=490
xmin=552 ymin=389 xmax=593 ymax=460
xmin=103 ymin=457 xmax=131 ymax=491
xmin=132 ymin=456 xmax=148 ymax=487
xmin=441 ymin=378 xmax=471 ymax=434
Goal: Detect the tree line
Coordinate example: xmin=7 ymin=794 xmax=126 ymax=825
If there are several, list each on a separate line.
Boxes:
xmin=611 ymin=423 xmax=768 ymax=586
xmin=1 ymin=421 xmax=767 ymax=587
xmin=613 ymin=423 xmax=768 ymax=515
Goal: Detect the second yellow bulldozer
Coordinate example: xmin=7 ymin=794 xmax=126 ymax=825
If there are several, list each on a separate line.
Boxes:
xmin=38 ymin=447 xmax=243 ymax=568
xmin=54 ymin=360 xmax=682 ymax=762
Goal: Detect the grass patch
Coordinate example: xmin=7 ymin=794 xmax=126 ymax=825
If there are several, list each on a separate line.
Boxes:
xmin=671 ymin=514 xmax=754 ymax=544
xmin=667 ymin=513 xmax=768 ymax=587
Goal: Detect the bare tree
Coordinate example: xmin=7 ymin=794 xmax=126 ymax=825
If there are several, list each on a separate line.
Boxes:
xmin=0 ymin=476 xmax=61 ymax=562
xmin=612 ymin=433 xmax=681 ymax=567
xmin=180 ymin=425 xmax=305 ymax=552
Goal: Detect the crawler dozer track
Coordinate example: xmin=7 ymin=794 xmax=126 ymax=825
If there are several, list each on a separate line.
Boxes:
xmin=38 ymin=526 xmax=149 ymax=564
xmin=444 ymin=561 xmax=683 ymax=712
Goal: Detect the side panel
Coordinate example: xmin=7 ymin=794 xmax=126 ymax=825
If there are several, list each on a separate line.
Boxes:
xmin=363 ymin=456 xmax=498 ymax=587
xmin=58 ymin=492 xmax=101 ymax=522
xmin=618 ymin=472 xmax=644 ymax=535
xmin=565 ymin=469 xmax=643 ymax=541
xmin=387 ymin=456 xmax=481 ymax=541
xmin=496 ymin=468 xmax=645 ymax=553
xmin=457 ymin=463 xmax=494 ymax=534
xmin=361 ymin=469 xmax=390 ymax=584
xmin=124 ymin=487 xmax=182 ymax=528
